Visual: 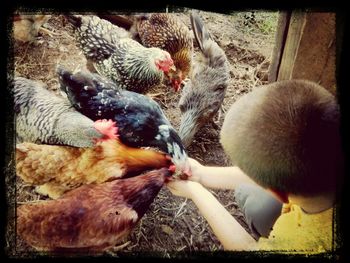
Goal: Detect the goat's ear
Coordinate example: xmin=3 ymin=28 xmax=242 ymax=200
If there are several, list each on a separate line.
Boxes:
xmin=190 ymin=11 xmax=211 ymax=53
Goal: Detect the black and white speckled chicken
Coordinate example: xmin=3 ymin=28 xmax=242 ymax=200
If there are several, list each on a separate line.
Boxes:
xmin=178 ymin=12 xmax=230 ymax=147
xmin=134 ymin=13 xmax=193 ymax=91
xmin=57 ymin=66 xmax=191 ymax=177
xmin=13 ymin=76 xmax=103 ymax=147
xmin=65 ymin=14 xmax=176 ymax=94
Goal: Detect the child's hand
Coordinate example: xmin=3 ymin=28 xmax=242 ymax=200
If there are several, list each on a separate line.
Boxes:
xmin=166 ymin=179 xmax=202 ymax=199
xmin=186 ymin=158 xmax=205 ymax=183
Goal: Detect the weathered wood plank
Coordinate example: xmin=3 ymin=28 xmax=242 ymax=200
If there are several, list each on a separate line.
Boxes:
xmin=97 ymin=14 xmax=134 ymax=30
xmin=291 ymin=12 xmax=336 ymax=94
xmin=268 ymin=12 xmax=291 ymax=83
xmin=268 ymin=12 xmax=336 ymax=94
xmin=277 ymin=12 xmax=307 ymax=81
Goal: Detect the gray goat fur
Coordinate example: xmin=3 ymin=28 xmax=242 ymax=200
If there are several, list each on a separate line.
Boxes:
xmin=178 ymin=12 xmax=230 ymax=147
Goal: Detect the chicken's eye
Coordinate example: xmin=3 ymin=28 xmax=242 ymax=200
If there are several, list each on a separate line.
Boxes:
xmin=214 ymin=84 xmax=225 ymax=92
xmin=180 ymin=81 xmax=186 ymax=90
xmin=179 ymin=103 xmax=186 ymax=112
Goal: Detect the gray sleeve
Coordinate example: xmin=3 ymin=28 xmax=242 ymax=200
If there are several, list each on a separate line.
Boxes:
xmin=234 ymin=183 xmax=283 ymax=238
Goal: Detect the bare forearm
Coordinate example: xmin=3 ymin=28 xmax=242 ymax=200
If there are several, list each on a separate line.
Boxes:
xmin=189 ymin=183 xmax=257 ymax=250
xmin=198 ymin=166 xmax=257 ymax=190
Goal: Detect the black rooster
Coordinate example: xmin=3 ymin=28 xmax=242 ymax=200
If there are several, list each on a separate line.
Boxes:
xmin=57 ymin=66 xmax=190 ymax=177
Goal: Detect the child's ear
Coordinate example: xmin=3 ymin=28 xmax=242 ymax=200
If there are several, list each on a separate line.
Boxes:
xmin=268 ymin=188 xmax=289 ymax=203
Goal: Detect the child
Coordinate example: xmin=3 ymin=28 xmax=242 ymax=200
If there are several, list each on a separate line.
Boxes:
xmin=167 ymin=79 xmax=343 ymax=252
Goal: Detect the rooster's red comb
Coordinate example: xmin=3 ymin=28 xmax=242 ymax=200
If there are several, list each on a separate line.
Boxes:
xmin=94 ymin=119 xmax=118 ymax=140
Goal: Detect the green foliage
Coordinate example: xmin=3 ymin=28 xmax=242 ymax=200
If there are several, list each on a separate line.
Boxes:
xmin=231 ymin=11 xmax=279 ymax=35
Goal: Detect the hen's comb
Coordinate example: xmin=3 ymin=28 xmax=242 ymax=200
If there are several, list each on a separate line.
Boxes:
xmin=168 ymin=165 xmax=176 ymax=173
xmin=94 ymin=119 xmax=118 ymax=141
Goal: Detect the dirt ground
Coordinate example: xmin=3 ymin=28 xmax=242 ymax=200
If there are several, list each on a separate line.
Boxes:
xmin=9 ymin=9 xmax=278 ymax=258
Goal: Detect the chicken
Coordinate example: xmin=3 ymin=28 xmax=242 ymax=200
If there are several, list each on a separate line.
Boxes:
xmin=134 ymin=13 xmax=193 ymax=91
xmin=57 ymin=66 xmax=191 ymax=178
xmin=96 ymin=13 xmax=193 ymax=91
xmin=13 ymin=76 xmax=103 ymax=147
xmin=17 ymin=167 xmax=171 ymax=252
xmin=13 ymin=14 xmax=52 ymax=43
xmin=65 ymin=14 xmax=176 ymax=94
xmin=16 ymin=119 xmax=171 ymax=199
xmin=178 ymin=12 xmax=230 ymax=147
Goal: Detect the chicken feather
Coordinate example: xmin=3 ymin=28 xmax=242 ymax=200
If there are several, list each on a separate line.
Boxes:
xmin=65 ymin=14 xmax=175 ymax=93
xmin=16 ymin=120 xmax=171 ymax=199
xmin=17 ymin=168 xmax=170 ymax=252
xmin=57 ymin=67 xmax=191 ymax=178
xmin=13 ymin=76 xmax=103 ymax=147
xmin=136 ymin=13 xmax=194 ymax=91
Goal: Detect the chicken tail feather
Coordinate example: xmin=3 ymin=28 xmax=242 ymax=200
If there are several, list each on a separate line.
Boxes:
xmin=117 ymin=143 xmax=172 ymax=173
xmin=57 ymin=66 xmax=97 ymax=111
xmin=122 ymin=168 xmax=171 ymax=218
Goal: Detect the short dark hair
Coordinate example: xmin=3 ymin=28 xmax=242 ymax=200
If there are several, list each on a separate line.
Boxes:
xmin=220 ymin=80 xmax=343 ymax=196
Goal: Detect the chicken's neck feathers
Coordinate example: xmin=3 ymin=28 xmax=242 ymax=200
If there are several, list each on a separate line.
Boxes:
xmin=173 ymin=48 xmax=193 ymax=77
xmin=117 ymin=39 xmax=163 ymax=82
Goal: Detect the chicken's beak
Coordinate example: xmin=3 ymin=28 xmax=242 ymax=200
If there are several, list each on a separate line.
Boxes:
xmin=179 ymin=163 xmax=192 ymax=180
xmin=173 ymin=80 xmax=181 ymax=92
xmin=172 ymin=158 xmax=192 ymax=180
xmin=168 ymin=164 xmax=176 ymax=173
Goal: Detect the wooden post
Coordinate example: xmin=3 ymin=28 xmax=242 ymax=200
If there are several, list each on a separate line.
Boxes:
xmin=268 ymin=12 xmax=291 ymax=83
xmin=269 ymin=12 xmax=336 ymax=95
xmin=97 ymin=14 xmax=134 ymax=30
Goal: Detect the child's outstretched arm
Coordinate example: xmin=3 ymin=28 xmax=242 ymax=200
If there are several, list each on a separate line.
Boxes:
xmin=188 ymin=158 xmax=257 ymax=190
xmin=166 ymin=179 xmax=258 ymax=251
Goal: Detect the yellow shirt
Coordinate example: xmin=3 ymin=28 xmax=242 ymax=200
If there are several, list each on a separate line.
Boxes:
xmin=258 ymin=204 xmax=334 ymax=254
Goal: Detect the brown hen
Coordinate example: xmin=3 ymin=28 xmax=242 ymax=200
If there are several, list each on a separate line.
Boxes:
xmin=136 ymin=13 xmax=193 ymax=91
xmin=16 ymin=119 xmax=171 ymax=199
xmin=13 ymin=14 xmax=52 ymax=43
xmin=17 ymin=167 xmax=171 ymax=253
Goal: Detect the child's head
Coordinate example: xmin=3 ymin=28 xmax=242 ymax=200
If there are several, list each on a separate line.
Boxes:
xmin=220 ymin=80 xmax=343 ymax=198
